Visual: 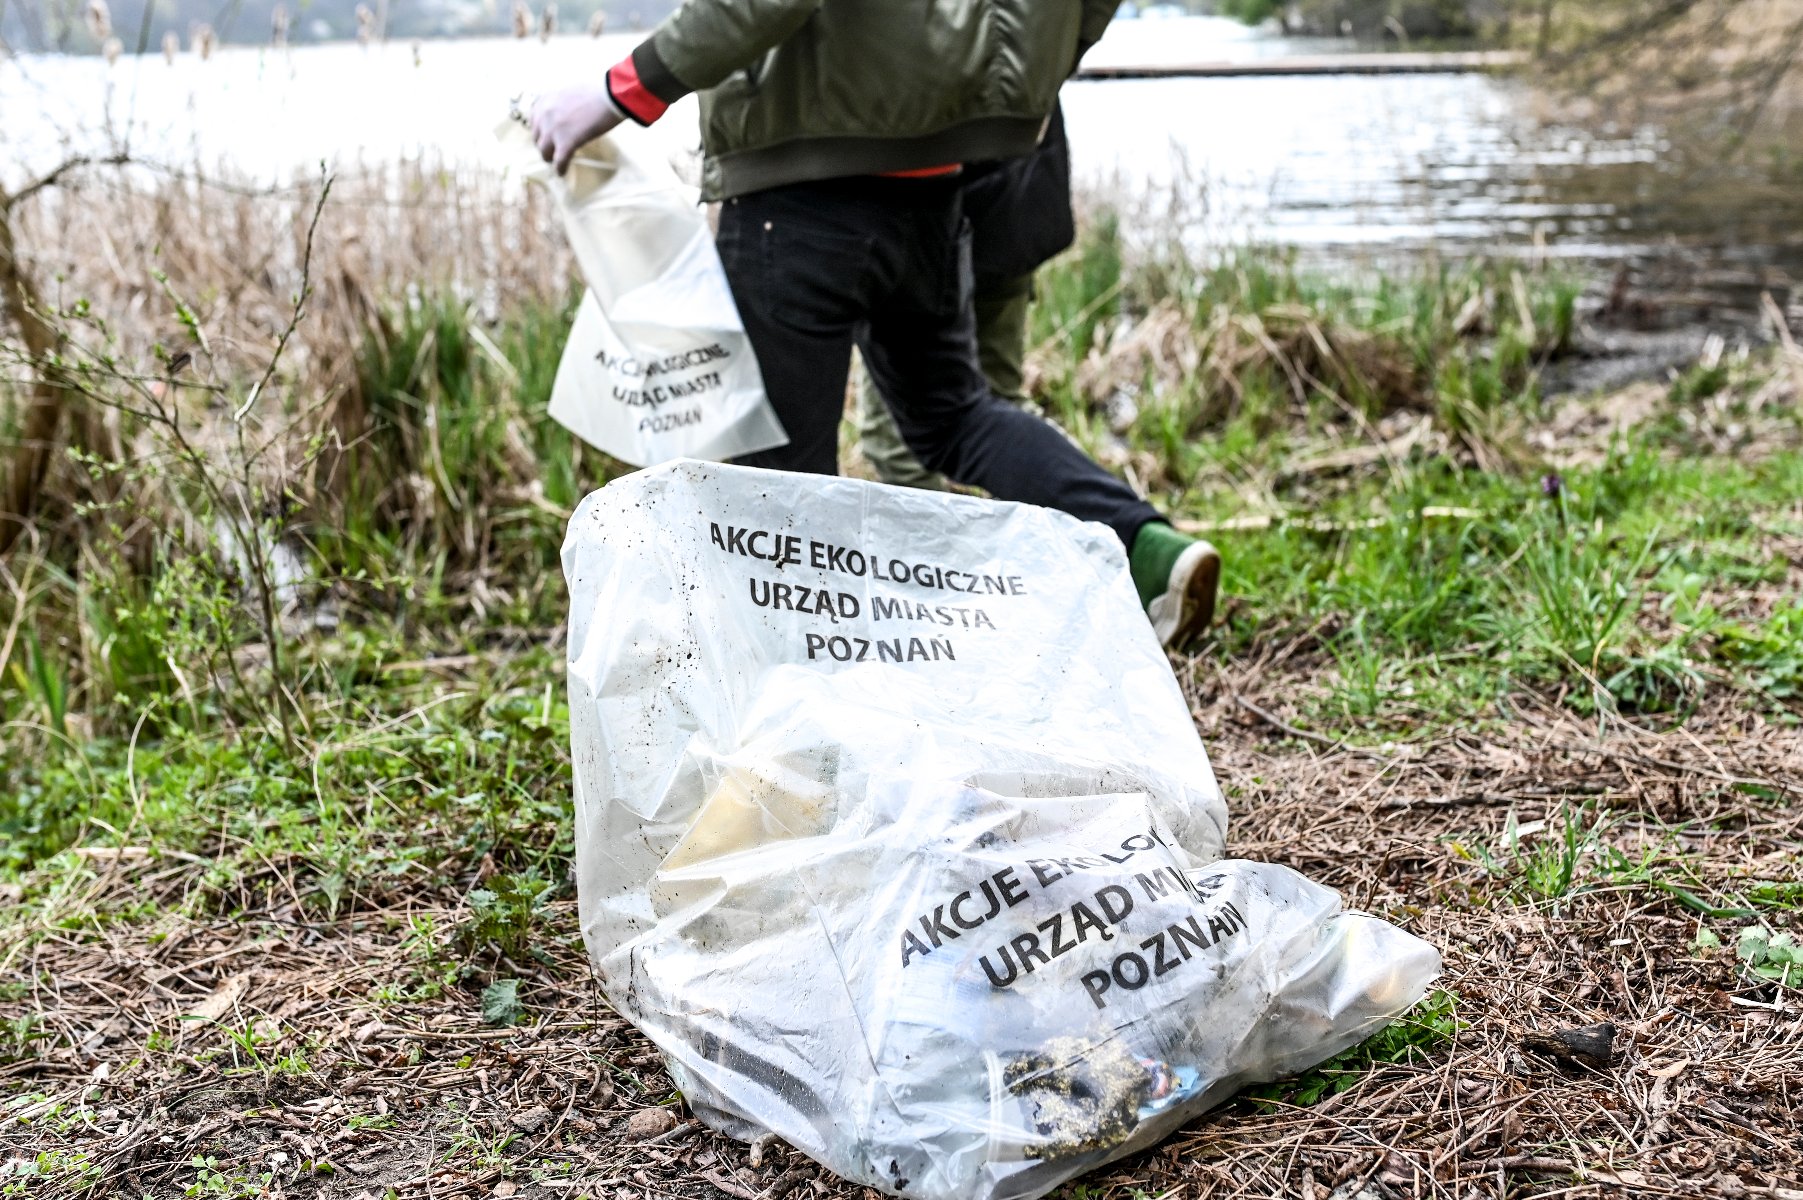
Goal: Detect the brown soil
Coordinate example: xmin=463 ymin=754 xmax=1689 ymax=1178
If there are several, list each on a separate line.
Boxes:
xmin=4 ymin=673 xmax=1800 ymax=1200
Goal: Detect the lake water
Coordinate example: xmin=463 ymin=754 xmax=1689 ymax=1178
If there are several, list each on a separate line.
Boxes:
xmin=5 ymin=15 xmax=1799 ymax=332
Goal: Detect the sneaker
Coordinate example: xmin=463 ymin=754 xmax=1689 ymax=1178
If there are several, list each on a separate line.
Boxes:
xmin=1129 ymin=522 xmax=1221 ymax=650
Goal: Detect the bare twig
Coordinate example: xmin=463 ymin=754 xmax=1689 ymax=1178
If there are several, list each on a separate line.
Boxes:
xmin=0 ymin=154 xmax=132 ymax=215
xmin=1232 ymin=692 xmax=1395 ymax=763
xmin=222 ymin=166 xmax=336 ymax=751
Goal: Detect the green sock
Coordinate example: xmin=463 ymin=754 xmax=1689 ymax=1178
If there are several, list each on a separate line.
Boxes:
xmin=1128 ymin=520 xmax=1192 ymax=610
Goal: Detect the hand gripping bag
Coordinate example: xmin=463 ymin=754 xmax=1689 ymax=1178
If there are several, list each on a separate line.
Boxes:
xmin=502 ymin=120 xmax=787 ymax=466
xmin=564 ymin=461 xmax=1440 ymax=1200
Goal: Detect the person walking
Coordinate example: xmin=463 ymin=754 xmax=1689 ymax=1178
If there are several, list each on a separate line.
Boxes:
xmin=529 ymin=0 xmax=1220 ymax=647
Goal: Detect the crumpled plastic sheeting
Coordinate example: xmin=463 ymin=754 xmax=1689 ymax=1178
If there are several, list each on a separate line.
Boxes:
xmin=564 ymin=461 xmax=1440 ymax=1200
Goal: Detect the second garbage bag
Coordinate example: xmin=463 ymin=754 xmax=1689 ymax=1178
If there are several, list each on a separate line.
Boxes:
xmin=564 ymin=461 xmax=1439 ymax=1200
xmin=503 ymin=117 xmax=788 ymax=467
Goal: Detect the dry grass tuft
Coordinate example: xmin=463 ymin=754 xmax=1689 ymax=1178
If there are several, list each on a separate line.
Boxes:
xmin=13 ymin=160 xmax=571 ymax=382
xmin=1068 ymin=295 xmax=1427 ymax=431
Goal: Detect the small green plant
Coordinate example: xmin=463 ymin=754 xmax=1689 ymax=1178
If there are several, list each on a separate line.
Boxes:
xmin=1456 ymin=803 xmax=1611 ymax=905
xmin=0 ymin=1148 xmax=102 ymax=1195
xmin=1517 ymin=516 xmax=1658 ymax=687
xmin=481 ymin=977 xmax=525 ymax=1027
xmin=2 ymin=1011 xmax=49 ymax=1064
xmin=1601 ymin=648 xmax=1705 ymax=717
xmin=183 ymin=1157 xmax=274 ymax=1198
xmin=375 ymin=914 xmax=465 ymax=1003
xmin=1518 ymin=804 xmax=1606 ymax=901
xmin=205 ymin=1021 xmax=309 ymax=1081
xmin=1735 ymin=926 xmax=1801 ymax=988
xmin=1717 ymin=604 xmax=1803 ymax=701
xmin=1325 ymin=617 xmax=1394 ymax=721
xmin=1742 ymin=880 xmax=1803 ymax=911
xmin=459 ymin=871 xmax=556 ymax=961
xmin=529 ymin=1160 xmax=576 ymax=1184
xmin=1669 ymin=360 xmax=1731 ymax=407
xmin=443 ymin=1124 xmax=517 ymax=1170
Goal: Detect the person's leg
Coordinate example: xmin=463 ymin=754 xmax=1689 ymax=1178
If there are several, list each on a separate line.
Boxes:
xmin=857 ymin=271 xmax=1032 ymax=488
xmin=972 ymin=276 xmax=1034 ymax=405
xmin=1131 ymin=522 xmax=1222 ymax=647
xmin=716 ymin=187 xmax=867 ymax=475
xmin=856 ymin=273 xmax=1032 ymax=489
xmin=857 ymin=199 xmax=1160 ymax=552
xmin=854 ymin=353 xmax=948 ymax=489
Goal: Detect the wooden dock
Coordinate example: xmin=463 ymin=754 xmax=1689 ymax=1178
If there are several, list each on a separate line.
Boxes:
xmin=1076 ymin=50 xmax=1524 ymax=80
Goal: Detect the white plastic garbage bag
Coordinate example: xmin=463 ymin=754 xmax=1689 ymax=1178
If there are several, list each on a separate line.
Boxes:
xmin=502 ymin=120 xmax=787 ymax=466
xmin=563 ymin=461 xmax=1440 ymax=1200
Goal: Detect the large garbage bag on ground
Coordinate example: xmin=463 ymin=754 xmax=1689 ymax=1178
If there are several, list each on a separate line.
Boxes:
xmin=564 ymin=461 xmax=1440 ymax=1200
xmin=501 ymin=119 xmax=787 ymax=466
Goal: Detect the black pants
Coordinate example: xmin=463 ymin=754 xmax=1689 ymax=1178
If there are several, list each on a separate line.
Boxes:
xmin=721 ymin=176 xmax=1160 ymax=552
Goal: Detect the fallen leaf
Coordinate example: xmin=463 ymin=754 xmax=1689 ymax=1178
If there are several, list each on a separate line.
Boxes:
xmin=184 ymin=972 xmax=250 ymax=1023
xmin=481 ymin=978 xmax=523 ymax=1026
xmin=627 ymin=1108 xmax=677 ymax=1140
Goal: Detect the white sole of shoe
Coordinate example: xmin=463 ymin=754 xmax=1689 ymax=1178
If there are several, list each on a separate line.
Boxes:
xmin=1149 ymin=540 xmax=1221 ymax=650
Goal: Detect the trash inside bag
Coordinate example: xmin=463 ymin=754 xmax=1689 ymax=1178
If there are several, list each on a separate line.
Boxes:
xmin=563 ymin=461 xmax=1440 ymax=1200
xmin=500 ymin=116 xmax=787 ymax=467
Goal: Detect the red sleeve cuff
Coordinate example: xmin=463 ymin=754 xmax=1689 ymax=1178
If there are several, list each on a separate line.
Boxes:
xmin=607 ymin=56 xmax=670 ymax=126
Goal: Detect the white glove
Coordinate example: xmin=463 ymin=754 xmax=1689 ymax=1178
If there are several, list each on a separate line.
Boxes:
xmin=530 ymin=86 xmax=627 ymax=175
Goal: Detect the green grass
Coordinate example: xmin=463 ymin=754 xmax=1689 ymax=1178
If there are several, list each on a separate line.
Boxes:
xmin=1 ymin=284 xmax=601 ymax=884
xmin=1 ymin=648 xmax=573 ymax=913
xmin=1184 ymin=446 xmax=1802 ymax=738
xmin=6 ymin=218 xmax=1790 ymax=765
xmin=1031 ymin=227 xmax=1581 ymax=472
xmin=1717 ymin=602 xmax=1803 ymax=701
xmin=321 ymin=288 xmax=614 ymax=634
xmin=1443 ymin=799 xmax=1803 ymax=927
xmin=1457 ymin=803 xmax=1614 ymax=907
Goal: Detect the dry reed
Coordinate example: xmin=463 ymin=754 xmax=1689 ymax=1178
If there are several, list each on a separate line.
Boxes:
xmin=2 ymin=158 xmax=579 ymax=553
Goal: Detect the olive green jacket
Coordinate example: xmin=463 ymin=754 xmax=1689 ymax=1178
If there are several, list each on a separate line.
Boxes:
xmin=620 ymin=0 xmax=1121 ymax=200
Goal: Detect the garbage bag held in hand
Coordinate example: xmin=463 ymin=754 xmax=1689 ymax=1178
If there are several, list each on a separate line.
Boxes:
xmin=502 ymin=120 xmax=787 ymax=466
xmin=563 ymin=461 xmax=1440 ymax=1200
